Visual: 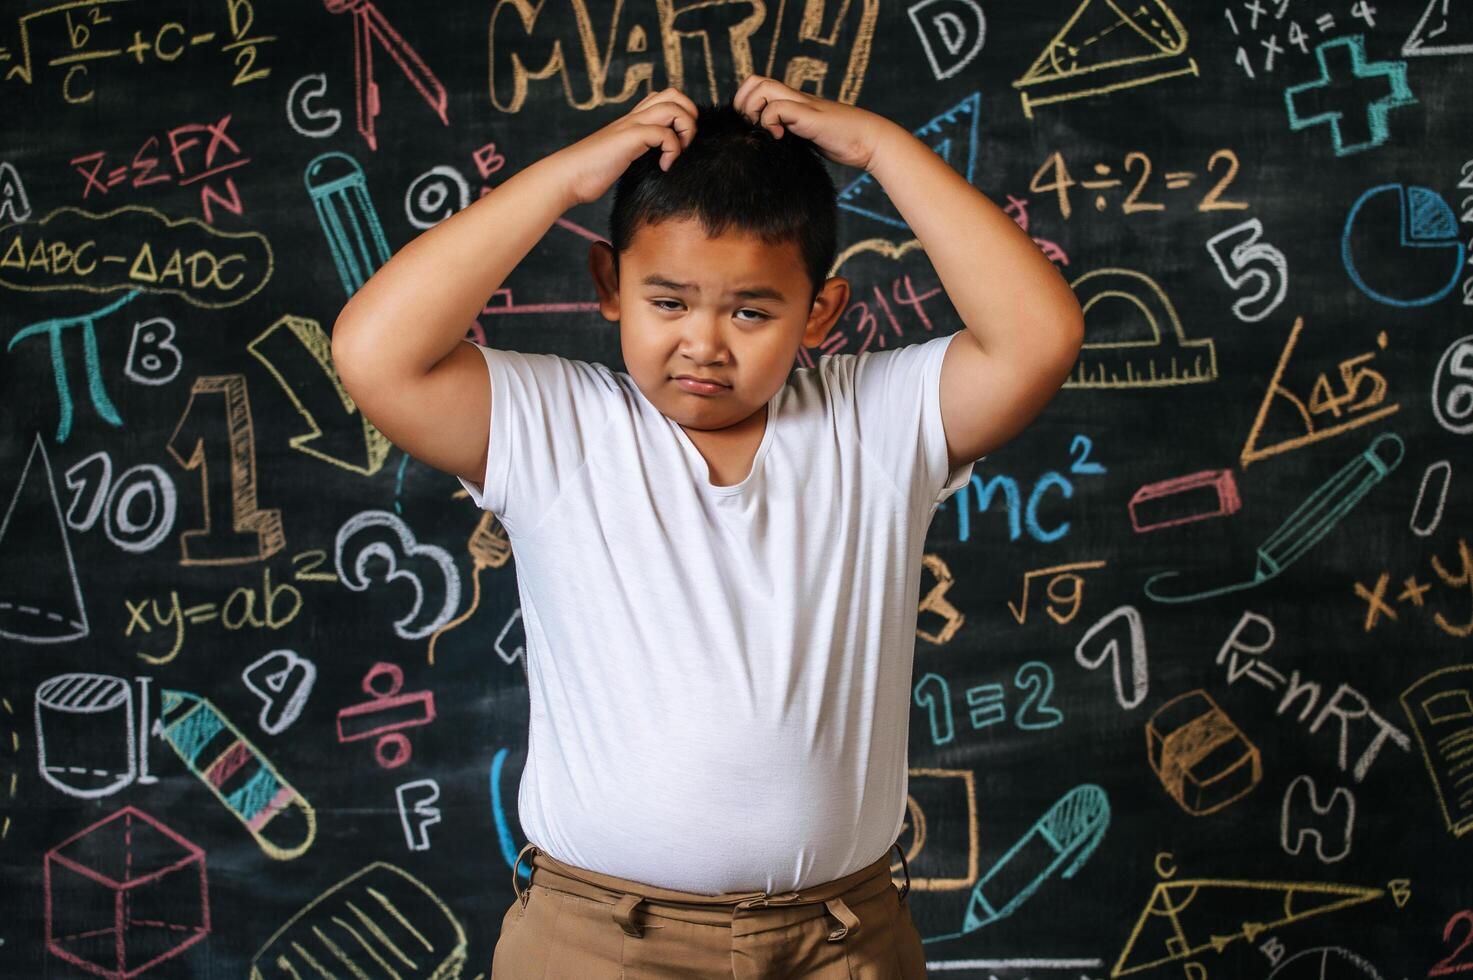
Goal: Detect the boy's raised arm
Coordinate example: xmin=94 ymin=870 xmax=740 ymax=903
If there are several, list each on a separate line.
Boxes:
xmin=864 ymin=117 xmax=1084 ymax=468
xmin=331 ymin=158 xmax=578 ymax=383
xmin=329 ymin=89 xmax=700 ymax=487
xmin=327 ymin=157 xmax=578 ymax=487
xmin=730 ymin=76 xmax=1084 ymax=470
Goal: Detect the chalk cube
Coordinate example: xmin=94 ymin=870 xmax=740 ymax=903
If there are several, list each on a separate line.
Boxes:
xmin=45 ymin=805 xmax=210 ymax=978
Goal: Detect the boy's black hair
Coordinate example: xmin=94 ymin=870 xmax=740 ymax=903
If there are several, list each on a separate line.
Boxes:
xmin=608 ymin=101 xmax=837 ymax=310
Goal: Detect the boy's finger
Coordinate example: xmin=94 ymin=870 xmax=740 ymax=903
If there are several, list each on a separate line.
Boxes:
xmin=664 ymin=129 xmax=684 ymax=170
xmin=735 ymin=74 xmax=800 ymax=119
xmin=742 ymin=91 xmax=771 ymax=127
xmin=669 ymin=106 xmax=697 ymax=145
xmin=760 ymin=98 xmax=810 ymax=140
xmin=732 ymin=73 xmax=761 ymax=110
xmin=733 ymin=74 xmax=778 ymax=119
xmin=670 ymin=90 xmax=700 ymax=121
xmin=632 ymin=86 xmax=692 ymax=117
xmin=641 ymin=125 xmax=680 ymax=169
xmin=653 ymin=101 xmax=697 ymax=144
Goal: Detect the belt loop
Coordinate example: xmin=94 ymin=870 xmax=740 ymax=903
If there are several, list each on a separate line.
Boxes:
xmin=612 ymin=894 xmax=646 ymax=938
xmin=512 ymin=842 xmax=539 ymax=909
xmin=824 ymin=897 xmax=860 ymax=941
xmin=892 ymin=841 xmax=911 ymax=904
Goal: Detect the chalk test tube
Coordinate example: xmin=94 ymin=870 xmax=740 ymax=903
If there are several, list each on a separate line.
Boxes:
xmin=304 ymin=151 xmax=391 ymax=298
xmin=157 ymin=688 xmax=317 ymax=860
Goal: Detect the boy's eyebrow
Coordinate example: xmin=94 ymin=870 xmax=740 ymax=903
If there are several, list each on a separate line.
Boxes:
xmin=639 ymin=274 xmax=787 ymax=302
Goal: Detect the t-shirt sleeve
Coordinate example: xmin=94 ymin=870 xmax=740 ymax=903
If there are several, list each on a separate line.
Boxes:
xmin=456 ymin=340 xmax=617 ymax=533
xmin=849 ymin=331 xmax=978 ymax=515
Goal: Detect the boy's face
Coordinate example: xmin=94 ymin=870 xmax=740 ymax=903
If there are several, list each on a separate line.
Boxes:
xmin=589 ymin=216 xmax=848 ymax=432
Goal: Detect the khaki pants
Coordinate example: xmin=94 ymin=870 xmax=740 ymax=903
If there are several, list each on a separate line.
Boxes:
xmin=491 ymin=839 xmax=929 ymax=978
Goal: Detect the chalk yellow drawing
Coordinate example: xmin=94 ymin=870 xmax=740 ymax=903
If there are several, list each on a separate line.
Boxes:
xmin=1008 ymin=560 xmax=1107 ymax=626
xmin=0 ymin=693 xmax=15 ymax=842
xmin=1013 ymin=0 xmax=1199 ymax=119
xmin=918 ymin=553 xmax=965 ymax=644
xmin=0 ymin=204 xmax=272 ymax=307
xmin=429 ymin=507 xmax=512 ymax=666
xmin=1112 ymin=862 xmax=1388 ymax=977
xmin=3 ymin=3 xmax=274 ymax=94
xmin=1146 ymin=689 xmax=1261 ymax=815
xmin=485 ymin=0 xmax=879 ymax=112
xmin=901 ymin=767 xmax=981 ymax=892
xmin=166 ymin=374 xmax=286 ymax=566
xmin=1239 ymin=318 xmax=1399 ymax=469
xmin=1401 ymin=664 xmax=1473 ymax=838
xmin=247 ymin=315 xmax=392 ymax=476
xmin=250 ymin=861 xmax=466 ymax=979
xmin=1066 ymin=268 xmax=1217 ymax=388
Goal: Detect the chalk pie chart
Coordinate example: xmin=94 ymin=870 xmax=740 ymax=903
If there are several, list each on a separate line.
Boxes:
xmin=1341 ymin=183 xmax=1466 ymax=307
xmin=1267 ymin=946 xmax=1383 ymax=979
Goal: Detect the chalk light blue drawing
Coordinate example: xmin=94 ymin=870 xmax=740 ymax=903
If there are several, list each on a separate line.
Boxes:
xmin=305 ymin=151 xmax=392 ymax=298
xmin=914 ymin=672 xmax=956 ymax=746
xmin=837 ymin=91 xmax=980 ymax=229
xmin=953 ymin=470 xmax=1074 ymax=545
xmin=965 ymin=683 xmax=1007 ymax=730
xmin=489 ymin=746 xmax=531 ymax=882
xmin=1341 ymin=184 xmax=1466 ymax=307
xmin=1284 ymin=35 xmax=1416 ymax=156
xmin=924 ymin=783 xmax=1110 ymax=942
xmin=1143 ymin=432 xmax=1404 ymax=604
xmin=7 ymin=289 xmax=138 ymax=442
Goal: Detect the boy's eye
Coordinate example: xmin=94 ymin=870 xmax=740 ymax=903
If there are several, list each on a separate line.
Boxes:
xmin=649 ymin=299 xmax=769 ymax=322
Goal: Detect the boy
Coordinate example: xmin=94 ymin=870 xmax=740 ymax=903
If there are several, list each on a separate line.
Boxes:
xmin=331 ymin=76 xmax=1083 ymax=978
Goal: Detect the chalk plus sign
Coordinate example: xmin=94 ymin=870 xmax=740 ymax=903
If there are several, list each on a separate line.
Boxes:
xmin=1284 ymin=34 xmax=1416 ymax=156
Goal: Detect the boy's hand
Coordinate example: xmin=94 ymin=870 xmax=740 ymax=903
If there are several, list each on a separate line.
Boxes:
xmin=554 ymin=87 xmax=700 ymax=205
xmin=731 ymin=74 xmax=896 ymax=173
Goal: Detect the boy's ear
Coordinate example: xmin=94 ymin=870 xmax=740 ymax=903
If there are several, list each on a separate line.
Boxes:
xmin=589 ymin=242 xmax=620 ymax=322
xmin=801 ymin=275 xmax=849 ymax=349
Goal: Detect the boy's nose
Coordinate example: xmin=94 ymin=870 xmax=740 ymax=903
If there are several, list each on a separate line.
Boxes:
xmin=678 ymin=319 xmax=733 ymax=358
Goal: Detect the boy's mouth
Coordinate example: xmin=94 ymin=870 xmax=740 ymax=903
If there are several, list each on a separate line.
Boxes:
xmin=674 ymin=375 xmax=730 ymax=394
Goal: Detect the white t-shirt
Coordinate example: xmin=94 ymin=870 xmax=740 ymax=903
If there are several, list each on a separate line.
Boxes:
xmin=457 ymin=331 xmax=977 ymax=894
